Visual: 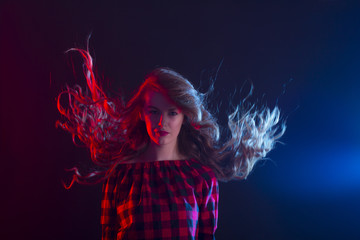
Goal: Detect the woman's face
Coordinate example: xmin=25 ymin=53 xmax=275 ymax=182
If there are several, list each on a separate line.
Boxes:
xmin=141 ymin=89 xmax=184 ymax=146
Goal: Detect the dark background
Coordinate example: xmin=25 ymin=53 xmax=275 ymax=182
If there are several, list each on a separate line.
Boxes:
xmin=1 ymin=1 xmax=360 ymax=239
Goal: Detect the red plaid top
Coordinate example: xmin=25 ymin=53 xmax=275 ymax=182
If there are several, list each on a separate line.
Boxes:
xmin=101 ymin=159 xmax=219 ymax=240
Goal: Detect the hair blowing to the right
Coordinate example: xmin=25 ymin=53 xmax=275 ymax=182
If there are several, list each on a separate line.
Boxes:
xmin=57 ymin=48 xmax=286 ymax=187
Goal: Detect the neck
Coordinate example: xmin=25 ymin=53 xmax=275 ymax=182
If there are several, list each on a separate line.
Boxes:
xmin=142 ymin=141 xmax=184 ymax=161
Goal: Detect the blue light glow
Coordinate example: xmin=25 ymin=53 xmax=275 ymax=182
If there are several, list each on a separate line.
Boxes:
xmin=269 ymin=144 xmax=360 ymax=200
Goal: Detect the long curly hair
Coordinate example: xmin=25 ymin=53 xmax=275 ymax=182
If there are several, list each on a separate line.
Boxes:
xmin=57 ymin=48 xmax=285 ymax=187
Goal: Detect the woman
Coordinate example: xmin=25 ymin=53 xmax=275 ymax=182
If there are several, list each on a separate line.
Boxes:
xmin=57 ymin=48 xmax=285 ymax=239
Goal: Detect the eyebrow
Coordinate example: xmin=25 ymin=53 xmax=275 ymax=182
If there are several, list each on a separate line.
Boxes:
xmin=146 ymin=105 xmax=179 ymax=111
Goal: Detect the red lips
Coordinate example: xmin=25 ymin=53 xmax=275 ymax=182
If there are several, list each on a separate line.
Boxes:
xmin=157 ymin=130 xmax=169 ymax=136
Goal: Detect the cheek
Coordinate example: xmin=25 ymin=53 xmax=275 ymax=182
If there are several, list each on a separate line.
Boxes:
xmin=173 ymin=117 xmax=184 ymax=131
xmin=148 ymin=116 xmax=158 ymax=128
xmin=144 ymin=116 xmax=157 ymax=134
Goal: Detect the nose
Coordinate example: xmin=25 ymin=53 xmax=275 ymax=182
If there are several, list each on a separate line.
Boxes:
xmin=158 ymin=114 xmax=164 ymax=127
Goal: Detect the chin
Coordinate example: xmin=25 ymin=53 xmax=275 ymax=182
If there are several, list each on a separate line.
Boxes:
xmin=157 ymin=138 xmax=168 ymax=145
xmin=152 ymin=137 xmax=171 ymax=146
xmin=150 ymin=138 xmax=164 ymax=146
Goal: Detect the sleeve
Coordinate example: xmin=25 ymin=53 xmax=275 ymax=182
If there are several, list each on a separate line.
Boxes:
xmin=101 ymin=174 xmax=118 ymax=240
xmin=198 ymin=174 xmax=219 ymax=239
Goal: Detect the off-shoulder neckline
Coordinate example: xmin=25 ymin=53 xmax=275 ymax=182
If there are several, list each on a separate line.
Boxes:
xmin=117 ymin=158 xmax=195 ymax=166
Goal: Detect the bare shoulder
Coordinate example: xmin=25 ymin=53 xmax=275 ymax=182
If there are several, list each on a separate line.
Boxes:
xmin=119 ymin=157 xmax=140 ymax=164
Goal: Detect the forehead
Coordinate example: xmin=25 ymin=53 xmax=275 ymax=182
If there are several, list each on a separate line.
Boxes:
xmin=143 ymin=90 xmax=179 ymax=110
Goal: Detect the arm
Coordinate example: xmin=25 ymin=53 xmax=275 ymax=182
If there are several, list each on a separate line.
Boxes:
xmin=101 ymin=176 xmax=118 ymax=240
xmin=198 ymin=175 xmax=219 ymax=239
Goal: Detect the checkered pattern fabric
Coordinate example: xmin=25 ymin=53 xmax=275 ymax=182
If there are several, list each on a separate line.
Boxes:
xmin=101 ymin=159 xmax=218 ymax=240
